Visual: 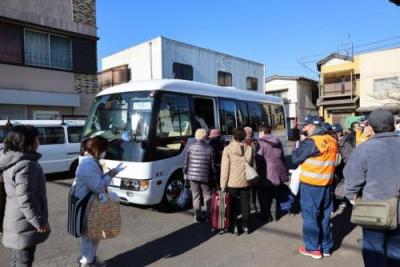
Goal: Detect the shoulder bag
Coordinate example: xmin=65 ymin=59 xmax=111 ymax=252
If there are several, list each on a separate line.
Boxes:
xmin=67 ymin=184 xmax=92 ymax=237
xmin=241 ymin=146 xmax=260 ymax=184
xmin=350 ymin=193 xmax=399 ymax=230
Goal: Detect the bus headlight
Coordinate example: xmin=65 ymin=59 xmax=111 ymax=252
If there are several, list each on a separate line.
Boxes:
xmin=121 ymin=178 xmax=150 ymax=191
xmin=139 ymin=180 xmax=150 ymax=191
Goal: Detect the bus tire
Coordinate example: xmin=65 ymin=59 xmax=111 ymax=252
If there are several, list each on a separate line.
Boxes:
xmin=158 ymin=171 xmax=184 ymax=211
xmin=69 ymin=160 xmax=79 ymax=177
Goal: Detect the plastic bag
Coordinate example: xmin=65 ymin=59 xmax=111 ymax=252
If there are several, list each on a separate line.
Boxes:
xmin=289 ymin=167 xmax=301 ymax=196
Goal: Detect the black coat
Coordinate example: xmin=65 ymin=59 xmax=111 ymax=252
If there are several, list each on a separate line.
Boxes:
xmin=184 ymin=140 xmax=216 ymax=183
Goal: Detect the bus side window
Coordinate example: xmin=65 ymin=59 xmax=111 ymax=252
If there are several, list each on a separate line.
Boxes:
xmin=237 ymin=101 xmax=249 ymax=127
xmin=248 ymin=102 xmax=262 ymax=132
xmin=262 ymin=103 xmax=273 ymax=128
xmin=219 ymin=100 xmax=237 ymax=135
xmin=193 ymin=97 xmax=215 ymax=131
xmin=270 ymin=104 xmax=286 ymax=133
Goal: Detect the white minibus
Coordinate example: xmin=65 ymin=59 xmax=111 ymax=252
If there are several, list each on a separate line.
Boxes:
xmin=0 ymin=120 xmax=85 ymax=174
xmin=82 ymin=79 xmax=287 ymax=208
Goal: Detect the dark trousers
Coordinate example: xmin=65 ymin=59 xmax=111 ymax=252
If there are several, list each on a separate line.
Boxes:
xmin=228 ymin=187 xmax=251 ymax=228
xmin=300 ymin=183 xmax=333 ymax=254
xmin=11 ymin=247 xmax=36 ymax=267
xmin=362 ymin=226 xmax=400 ymax=267
xmin=250 ymin=186 xmax=259 ymax=212
xmin=258 ymin=185 xmax=280 ymax=218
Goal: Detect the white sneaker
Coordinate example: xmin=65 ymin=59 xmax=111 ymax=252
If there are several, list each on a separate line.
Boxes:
xmin=323 ymin=252 xmax=331 ymax=257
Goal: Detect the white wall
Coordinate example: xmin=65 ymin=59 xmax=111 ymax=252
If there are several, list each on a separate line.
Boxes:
xmin=265 ymin=78 xmax=318 ymax=123
xmin=265 ymin=79 xmax=298 ymax=118
xmin=359 ymin=48 xmax=400 ymax=109
xmin=162 ymin=38 xmax=264 ymax=92
xmin=101 ymin=37 xmax=265 ymax=93
xmin=102 ymin=37 xmax=163 ymax=81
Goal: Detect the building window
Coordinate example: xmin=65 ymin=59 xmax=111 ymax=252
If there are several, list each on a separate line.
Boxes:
xmin=218 ymin=71 xmax=232 ymax=86
xmin=25 ymin=30 xmax=72 ymax=70
xmin=269 ymin=89 xmax=288 ymax=100
xmin=98 ymin=65 xmax=131 ymax=90
xmin=173 ymin=63 xmax=193 ymax=81
xmin=374 ymin=77 xmax=399 ymax=93
xmin=246 ymin=77 xmax=258 ymax=91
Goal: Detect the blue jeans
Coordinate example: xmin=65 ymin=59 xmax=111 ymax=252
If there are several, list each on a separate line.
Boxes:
xmin=362 ymin=226 xmax=400 ymax=267
xmin=300 ymin=183 xmax=333 ymax=253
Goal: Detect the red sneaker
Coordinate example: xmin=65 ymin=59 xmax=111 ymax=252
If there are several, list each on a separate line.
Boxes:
xmin=298 ymin=246 xmax=322 ymax=259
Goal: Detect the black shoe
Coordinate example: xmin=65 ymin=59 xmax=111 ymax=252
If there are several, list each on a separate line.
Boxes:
xmin=242 ymin=226 xmax=250 ymax=235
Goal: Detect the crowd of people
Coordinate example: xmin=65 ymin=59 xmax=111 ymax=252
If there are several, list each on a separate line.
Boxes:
xmin=0 ymin=108 xmax=399 ymax=267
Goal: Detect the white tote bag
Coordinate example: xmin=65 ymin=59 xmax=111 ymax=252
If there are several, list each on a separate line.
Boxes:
xmin=289 ymin=167 xmax=301 ymax=196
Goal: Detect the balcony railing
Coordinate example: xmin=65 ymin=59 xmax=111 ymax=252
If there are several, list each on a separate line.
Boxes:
xmin=98 ymin=65 xmax=130 ymax=90
xmin=320 ymin=81 xmax=356 ymax=98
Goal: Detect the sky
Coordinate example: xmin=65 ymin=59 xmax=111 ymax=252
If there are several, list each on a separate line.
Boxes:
xmin=97 ymin=0 xmax=400 ymax=79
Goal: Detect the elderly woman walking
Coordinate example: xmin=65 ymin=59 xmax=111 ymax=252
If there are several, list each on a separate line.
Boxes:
xmin=221 ymin=127 xmax=255 ymax=235
xmin=184 ymin=128 xmax=216 ymax=223
xmin=1 ymin=125 xmax=50 ymax=267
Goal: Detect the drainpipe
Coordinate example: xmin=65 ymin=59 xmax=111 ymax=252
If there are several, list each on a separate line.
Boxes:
xmin=149 ymin=41 xmax=153 ymax=79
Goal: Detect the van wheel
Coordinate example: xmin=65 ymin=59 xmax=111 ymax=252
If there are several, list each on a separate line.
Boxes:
xmin=158 ymin=173 xmax=184 ymax=211
xmin=69 ymin=160 xmax=78 ymax=177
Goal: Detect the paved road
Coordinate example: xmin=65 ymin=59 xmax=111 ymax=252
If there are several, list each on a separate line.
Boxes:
xmin=0 ymin=174 xmax=364 ymax=267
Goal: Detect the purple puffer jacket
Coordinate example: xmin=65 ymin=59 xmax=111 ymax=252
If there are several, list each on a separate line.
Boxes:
xmin=256 ymin=135 xmax=288 ymax=186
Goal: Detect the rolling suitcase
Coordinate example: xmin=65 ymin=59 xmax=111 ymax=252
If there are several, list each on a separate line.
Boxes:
xmin=211 ymin=190 xmax=231 ymax=233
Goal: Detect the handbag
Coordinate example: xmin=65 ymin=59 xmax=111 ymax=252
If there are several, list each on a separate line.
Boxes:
xmin=67 ymin=184 xmax=92 ymax=237
xmin=177 ymin=180 xmax=192 ymax=209
xmin=87 ymin=193 xmax=121 ymax=240
xmin=350 ymin=194 xmax=399 ymax=230
xmin=241 ymin=146 xmax=260 ymax=184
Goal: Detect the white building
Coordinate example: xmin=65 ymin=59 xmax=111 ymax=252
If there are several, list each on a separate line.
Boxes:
xmin=99 ymin=36 xmax=265 ymax=93
xmin=265 ymin=75 xmax=318 ymax=139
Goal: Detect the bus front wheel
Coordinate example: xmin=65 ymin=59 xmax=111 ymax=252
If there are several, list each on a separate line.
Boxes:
xmin=158 ymin=173 xmax=184 ymax=211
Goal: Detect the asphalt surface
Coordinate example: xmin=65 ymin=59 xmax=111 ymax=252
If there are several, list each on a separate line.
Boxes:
xmin=0 ymin=173 xmax=364 ymax=267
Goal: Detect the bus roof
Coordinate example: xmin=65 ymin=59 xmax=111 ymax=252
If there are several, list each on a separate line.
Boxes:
xmin=0 ymin=120 xmax=85 ymax=127
xmin=97 ymin=79 xmax=283 ymax=104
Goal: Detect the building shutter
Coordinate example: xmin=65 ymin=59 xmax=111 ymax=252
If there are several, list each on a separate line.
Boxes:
xmin=0 ymin=22 xmax=23 ymax=64
xmin=72 ymin=37 xmax=97 ymax=74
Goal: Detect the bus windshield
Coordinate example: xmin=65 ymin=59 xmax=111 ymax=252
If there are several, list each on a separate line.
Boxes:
xmin=83 ymin=91 xmax=153 ymax=141
xmin=83 ymin=91 xmax=154 ymax=162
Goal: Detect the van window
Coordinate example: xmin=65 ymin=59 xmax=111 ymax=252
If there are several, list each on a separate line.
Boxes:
xmin=270 ymin=104 xmax=286 ymax=133
xmin=248 ymin=102 xmax=262 ymax=131
xmin=38 ymin=127 xmax=65 ymax=145
xmin=67 ymin=126 xmax=83 ymax=143
xmin=157 ymin=93 xmax=192 ymax=138
xmin=219 ymin=99 xmax=237 ymax=134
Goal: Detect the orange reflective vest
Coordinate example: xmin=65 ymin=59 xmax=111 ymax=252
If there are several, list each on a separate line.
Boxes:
xmin=300 ymin=134 xmax=338 ymax=186
xmin=356 ymin=130 xmax=369 ymax=146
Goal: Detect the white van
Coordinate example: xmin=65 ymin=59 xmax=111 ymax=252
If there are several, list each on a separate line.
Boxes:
xmin=0 ymin=120 xmax=85 ymax=174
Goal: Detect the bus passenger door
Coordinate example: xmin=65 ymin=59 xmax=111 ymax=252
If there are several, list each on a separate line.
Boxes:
xmin=192 ymin=97 xmax=217 ymax=131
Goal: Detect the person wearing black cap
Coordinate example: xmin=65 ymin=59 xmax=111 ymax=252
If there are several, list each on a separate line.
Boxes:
xmin=292 ymin=115 xmax=338 ymax=259
xmin=344 ymin=109 xmax=400 ymax=267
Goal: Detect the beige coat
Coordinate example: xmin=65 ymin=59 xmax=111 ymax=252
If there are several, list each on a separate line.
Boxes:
xmin=220 ymin=140 xmax=254 ymax=190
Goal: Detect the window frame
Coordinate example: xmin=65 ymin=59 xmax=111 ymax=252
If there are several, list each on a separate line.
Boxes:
xmin=218 ymin=98 xmax=238 ymax=135
xmin=67 ymin=126 xmax=84 ymax=144
xmin=24 ymin=28 xmax=73 ymax=71
xmin=37 ymin=126 xmax=66 ymax=145
xmin=246 ymin=77 xmax=258 ymax=91
xmin=373 ymin=76 xmax=399 ymax=93
xmin=173 ymin=62 xmax=193 ymax=81
xmin=217 ymin=71 xmax=233 ymax=87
